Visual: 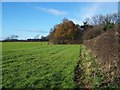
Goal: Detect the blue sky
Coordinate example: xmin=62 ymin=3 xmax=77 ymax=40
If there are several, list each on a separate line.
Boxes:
xmin=2 ymin=2 xmax=118 ymax=40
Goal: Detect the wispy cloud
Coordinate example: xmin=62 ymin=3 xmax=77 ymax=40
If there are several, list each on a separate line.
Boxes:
xmin=72 ymin=3 xmax=101 ymax=24
xmin=81 ymin=3 xmax=100 ymax=20
xmin=35 ymin=7 xmax=68 ymax=16
xmin=19 ymin=29 xmax=49 ymax=33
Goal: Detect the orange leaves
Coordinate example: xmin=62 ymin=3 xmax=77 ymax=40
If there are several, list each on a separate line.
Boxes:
xmin=50 ymin=19 xmax=80 ymax=40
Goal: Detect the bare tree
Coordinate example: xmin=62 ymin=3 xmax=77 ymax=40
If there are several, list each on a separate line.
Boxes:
xmin=11 ymin=35 xmax=18 ymax=40
xmin=34 ymin=35 xmax=39 ymax=39
xmin=111 ymin=13 xmax=119 ymax=24
xmin=85 ymin=17 xmax=92 ymax=25
xmin=84 ymin=13 xmax=119 ymax=26
xmin=5 ymin=35 xmax=19 ymax=40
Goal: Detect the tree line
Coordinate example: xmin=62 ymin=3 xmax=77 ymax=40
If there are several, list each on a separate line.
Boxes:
xmin=49 ymin=18 xmax=83 ymax=44
xmin=2 ymin=35 xmax=49 ymax=42
xmin=49 ymin=13 xmax=119 ymax=44
xmin=2 ymin=13 xmax=119 ymax=43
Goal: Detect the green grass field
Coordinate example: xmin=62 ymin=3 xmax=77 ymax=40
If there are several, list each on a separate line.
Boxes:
xmin=2 ymin=42 xmax=80 ymax=88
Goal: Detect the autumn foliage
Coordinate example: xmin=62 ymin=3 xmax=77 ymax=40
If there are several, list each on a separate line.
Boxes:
xmin=49 ymin=18 xmax=82 ymax=44
xmin=49 ymin=13 xmax=119 ymax=44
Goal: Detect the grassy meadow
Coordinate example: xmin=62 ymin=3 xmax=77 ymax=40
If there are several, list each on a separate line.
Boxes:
xmin=2 ymin=42 xmax=80 ymax=88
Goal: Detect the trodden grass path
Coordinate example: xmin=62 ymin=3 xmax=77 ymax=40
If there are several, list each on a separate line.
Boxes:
xmin=2 ymin=42 xmax=80 ymax=88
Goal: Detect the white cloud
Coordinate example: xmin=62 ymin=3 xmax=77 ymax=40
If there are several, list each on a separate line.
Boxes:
xmin=69 ymin=3 xmax=102 ymax=25
xmin=81 ymin=3 xmax=100 ymax=20
xmin=71 ymin=19 xmax=79 ymax=24
xmin=18 ymin=29 xmax=49 ymax=33
xmin=69 ymin=18 xmax=83 ymax=25
xmin=35 ymin=7 xmax=68 ymax=16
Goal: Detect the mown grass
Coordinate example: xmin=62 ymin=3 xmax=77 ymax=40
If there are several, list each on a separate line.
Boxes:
xmin=2 ymin=42 xmax=80 ymax=88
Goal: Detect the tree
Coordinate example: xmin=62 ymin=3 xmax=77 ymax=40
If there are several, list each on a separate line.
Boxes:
xmin=82 ymin=13 xmax=119 ymax=40
xmin=11 ymin=35 xmax=18 ymax=40
xmin=34 ymin=35 xmax=39 ymax=39
xmin=49 ymin=18 xmax=81 ymax=44
xmin=84 ymin=13 xmax=119 ymax=26
xmin=5 ymin=35 xmax=18 ymax=40
xmin=41 ymin=36 xmax=45 ymax=40
xmin=111 ymin=13 xmax=119 ymax=24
